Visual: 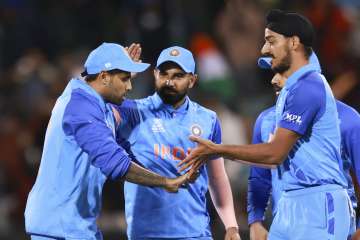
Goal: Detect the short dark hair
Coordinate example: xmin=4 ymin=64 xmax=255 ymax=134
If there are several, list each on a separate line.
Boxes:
xmin=84 ymin=73 xmax=99 ymax=82
xmin=304 ymin=46 xmax=313 ymax=59
xmin=83 ymin=69 xmax=128 ymax=82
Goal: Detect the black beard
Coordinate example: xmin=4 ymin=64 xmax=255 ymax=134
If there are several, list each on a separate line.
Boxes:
xmin=157 ymin=87 xmax=187 ymax=105
xmin=273 ymin=61 xmax=290 ymax=74
xmin=272 ymin=49 xmax=291 ymax=74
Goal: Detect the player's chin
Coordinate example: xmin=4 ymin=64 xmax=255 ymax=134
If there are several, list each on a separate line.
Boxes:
xmin=112 ymin=96 xmax=125 ymax=105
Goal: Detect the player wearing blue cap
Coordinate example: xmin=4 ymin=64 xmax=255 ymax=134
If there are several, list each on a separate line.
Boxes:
xmin=115 ymin=46 xmax=240 ymax=240
xmin=24 ymin=43 xmax=189 ymax=240
xmin=248 ymin=54 xmax=360 ymax=240
xmin=179 ymin=9 xmax=352 ymax=239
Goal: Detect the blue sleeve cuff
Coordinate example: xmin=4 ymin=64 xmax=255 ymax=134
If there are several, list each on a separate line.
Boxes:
xmin=248 ymin=210 xmax=265 ymax=225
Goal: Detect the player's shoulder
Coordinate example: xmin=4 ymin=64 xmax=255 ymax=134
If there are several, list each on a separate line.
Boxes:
xmin=337 ymin=100 xmax=360 ymax=130
xmin=257 ymin=106 xmax=276 ymax=121
xmin=295 ymin=71 xmax=324 ymax=90
xmin=288 ymin=72 xmax=325 ymax=103
xmin=132 ymin=96 xmax=149 ymax=106
xmin=337 ymin=100 xmax=360 ymax=118
xmin=189 ymin=99 xmax=217 ymax=119
xmin=69 ymin=88 xmax=102 ymax=110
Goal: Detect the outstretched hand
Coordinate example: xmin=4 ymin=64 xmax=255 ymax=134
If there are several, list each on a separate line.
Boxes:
xmin=177 ymin=136 xmax=217 ymax=173
xmin=164 ymin=173 xmax=190 ymax=193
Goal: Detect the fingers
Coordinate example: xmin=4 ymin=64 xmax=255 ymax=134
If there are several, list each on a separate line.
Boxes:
xmin=133 ymin=46 xmax=141 ymax=62
xmin=187 ymin=158 xmax=205 ymax=176
xmin=126 ymin=43 xmax=142 ymax=62
xmin=189 ymin=135 xmax=200 ymax=142
xmin=178 ymin=157 xmax=198 ymax=172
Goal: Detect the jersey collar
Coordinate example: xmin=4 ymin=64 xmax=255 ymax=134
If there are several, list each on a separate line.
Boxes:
xmin=285 ymin=64 xmax=318 ymax=90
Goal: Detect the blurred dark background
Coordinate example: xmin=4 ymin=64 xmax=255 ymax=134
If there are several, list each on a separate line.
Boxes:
xmin=0 ymin=0 xmax=359 ymax=239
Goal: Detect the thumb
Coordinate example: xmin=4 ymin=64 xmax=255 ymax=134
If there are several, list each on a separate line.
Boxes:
xmin=189 ymin=135 xmax=200 ymax=143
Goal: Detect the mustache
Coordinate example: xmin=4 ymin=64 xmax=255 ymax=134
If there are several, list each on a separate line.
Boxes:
xmin=161 ymin=86 xmax=177 ymax=92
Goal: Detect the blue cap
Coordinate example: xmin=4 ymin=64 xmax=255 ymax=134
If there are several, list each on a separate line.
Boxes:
xmin=156 ymin=46 xmax=195 ymax=73
xmin=83 ymin=42 xmax=150 ymax=75
xmin=257 ymin=52 xmax=321 ymax=72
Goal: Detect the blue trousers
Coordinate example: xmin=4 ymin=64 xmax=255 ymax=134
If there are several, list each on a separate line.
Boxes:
xmin=268 ymin=184 xmax=354 ymax=240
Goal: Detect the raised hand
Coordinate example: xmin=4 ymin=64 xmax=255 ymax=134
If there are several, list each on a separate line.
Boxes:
xmin=125 ymin=43 xmax=142 ymax=62
xmin=125 ymin=43 xmax=143 ymax=78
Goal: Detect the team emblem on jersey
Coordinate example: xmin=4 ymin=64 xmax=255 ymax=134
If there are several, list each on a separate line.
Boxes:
xmin=191 ymin=124 xmax=202 ymax=136
xmin=170 ymin=49 xmax=180 ymax=56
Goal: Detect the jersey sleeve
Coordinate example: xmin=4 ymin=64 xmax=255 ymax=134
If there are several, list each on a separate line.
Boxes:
xmin=62 ymin=91 xmax=131 ymax=180
xmin=346 ymin=123 xmax=360 ymax=189
xmin=252 ymin=111 xmax=264 ymax=144
xmin=279 ymin=78 xmax=325 ymax=135
xmin=113 ymin=99 xmax=141 ymax=161
xmin=210 ymin=117 xmax=222 ymax=144
xmin=247 ymin=112 xmax=272 ymax=225
xmin=114 ymin=99 xmax=141 ymax=129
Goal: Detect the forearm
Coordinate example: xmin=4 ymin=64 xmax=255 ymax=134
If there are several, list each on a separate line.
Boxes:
xmin=123 ymin=162 xmax=166 ymax=187
xmin=214 ymin=143 xmax=283 ymax=165
xmin=209 ymin=174 xmax=238 ymax=229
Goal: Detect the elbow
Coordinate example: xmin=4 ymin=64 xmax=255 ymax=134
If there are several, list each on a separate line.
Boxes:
xmin=267 ymin=153 xmax=286 ymax=165
xmin=264 ymin=143 xmax=288 ymax=165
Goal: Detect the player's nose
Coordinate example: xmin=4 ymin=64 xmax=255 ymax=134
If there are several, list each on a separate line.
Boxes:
xmin=261 ymin=42 xmax=270 ymax=56
xmin=126 ymin=79 xmax=132 ymax=91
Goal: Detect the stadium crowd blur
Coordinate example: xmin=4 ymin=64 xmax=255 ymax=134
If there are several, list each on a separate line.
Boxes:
xmin=1 ymin=0 xmax=360 ymax=239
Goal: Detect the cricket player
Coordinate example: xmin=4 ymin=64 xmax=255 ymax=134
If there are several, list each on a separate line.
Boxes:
xmin=24 ymin=43 xmax=189 ymax=240
xmin=178 ymin=9 xmax=351 ymax=239
xmin=248 ymin=54 xmax=359 ymax=240
xmin=115 ymin=46 xmax=240 ymax=240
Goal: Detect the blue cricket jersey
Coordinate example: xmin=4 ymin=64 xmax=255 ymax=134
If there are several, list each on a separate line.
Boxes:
xmin=247 ymin=106 xmax=277 ymax=225
xmin=275 ymin=64 xmax=346 ymax=190
xmin=115 ymin=93 xmax=221 ymax=239
xmin=337 ymin=101 xmax=360 ymax=208
xmin=25 ymin=78 xmax=131 ymax=239
xmin=247 ymin=100 xmax=360 ymax=226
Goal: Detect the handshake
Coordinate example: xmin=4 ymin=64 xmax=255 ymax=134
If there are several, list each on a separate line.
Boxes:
xmin=163 ymin=158 xmax=205 ymax=193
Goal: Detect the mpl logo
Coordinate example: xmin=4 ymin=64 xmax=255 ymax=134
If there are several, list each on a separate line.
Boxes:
xmin=284 ymin=112 xmax=302 ymax=125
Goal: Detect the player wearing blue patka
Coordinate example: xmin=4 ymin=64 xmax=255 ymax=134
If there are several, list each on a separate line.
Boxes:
xmin=115 ymin=46 xmax=240 ymax=240
xmin=24 ymin=43 xmax=188 ymax=240
xmin=248 ymin=54 xmax=359 ymax=239
xmin=178 ymin=10 xmax=352 ymax=240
